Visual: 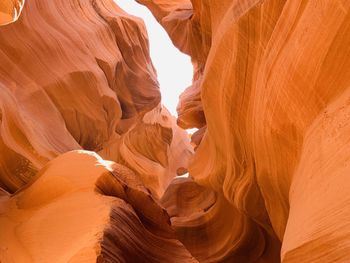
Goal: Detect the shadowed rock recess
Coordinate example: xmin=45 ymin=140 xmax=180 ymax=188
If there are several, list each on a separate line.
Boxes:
xmin=0 ymin=0 xmax=350 ymax=262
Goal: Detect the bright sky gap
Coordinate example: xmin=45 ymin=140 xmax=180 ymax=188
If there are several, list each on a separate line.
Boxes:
xmin=115 ymin=0 xmax=193 ymax=116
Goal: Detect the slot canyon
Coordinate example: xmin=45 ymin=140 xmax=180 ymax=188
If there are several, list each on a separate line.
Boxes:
xmin=1 ymin=0 xmax=350 ymax=262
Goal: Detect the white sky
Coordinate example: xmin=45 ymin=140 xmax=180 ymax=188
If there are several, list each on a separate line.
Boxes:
xmin=115 ymin=0 xmax=193 ymax=116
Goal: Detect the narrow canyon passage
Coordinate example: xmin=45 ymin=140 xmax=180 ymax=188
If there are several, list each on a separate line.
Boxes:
xmin=116 ymin=0 xmax=193 ymax=117
xmin=1 ymin=0 xmax=350 ymax=262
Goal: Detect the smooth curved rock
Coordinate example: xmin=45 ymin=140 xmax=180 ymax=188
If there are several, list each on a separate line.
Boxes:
xmin=136 ymin=0 xmax=210 ymax=130
xmin=0 ymin=0 xmax=161 ymax=192
xmin=0 ymin=0 xmax=24 ymax=25
xmin=161 ymin=177 xmax=280 ymax=262
xmin=281 ymin=88 xmax=350 ymax=262
xmin=138 ymin=0 xmax=350 ymax=261
xmin=0 ymin=151 xmax=197 ymax=262
xmin=176 ymin=71 xmax=206 ymax=129
xmin=100 ymin=105 xmax=193 ymax=198
xmin=1 ymin=0 xmax=350 ymax=261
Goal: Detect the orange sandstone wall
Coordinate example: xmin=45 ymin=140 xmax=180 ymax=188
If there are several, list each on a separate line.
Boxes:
xmin=1 ymin=0 xmax=350 ymax=262
xmin=138 ymin=0 xmax=350 ymax=262
xmin=0 ymin=0 xmax=192 ymax=194
xmin=0 ymin=0 xmax=194 ymax=261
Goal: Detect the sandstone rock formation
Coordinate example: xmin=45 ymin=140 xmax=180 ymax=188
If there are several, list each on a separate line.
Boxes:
xmin=1 ymin=0 xmax=350 ymax=262
xmin=0 ymin=0 xmax=191 ymax=194
xmin=0 ymin=1 xmax=194 ymax=260
xmin=0 ymin=0 xmax=24 ymax=25
xmin=99 ymin=105 xmax=193 ymax=198
xmin=137 ymin=0 xmax=350 ymax=262
xmin=0 ymin=151 xmax=197 ymax=262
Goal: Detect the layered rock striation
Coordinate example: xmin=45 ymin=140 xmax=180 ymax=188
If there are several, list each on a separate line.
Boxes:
xmin=0 ymin=1 xmax=194 ymax=261
xmin=138 ymin=0 xmax=350 ymax=262
xmin=0 ymin=0 xmax=192 ymax=194
xmin=1 ymin=0 xmax=350 ymax=262
xmin=0 ymin=151 xmax=197 ymax=262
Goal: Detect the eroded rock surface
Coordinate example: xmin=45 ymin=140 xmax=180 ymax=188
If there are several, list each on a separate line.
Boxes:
xmin=0 ymin=151 xmax=197 ymax=262
xmin=0 ymin=1 xmax=194 ymax=260
xmin=0 ymin=0 xmax=192 ymax=195
xmin=138 ymin=0 xmax=350 ymax=262
xmin=1 ymin=0 xmax=350 ymax=262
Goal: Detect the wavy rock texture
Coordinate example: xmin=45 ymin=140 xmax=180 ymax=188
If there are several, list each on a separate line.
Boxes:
xmin=138 ymin=0 xmax=350 ymax=262
xmin=1 ymin=0 xmax=350 ymax=262
xmin=0 ymin=0 xmax=192 ymax=195
xmin=0 ymin=151 xmax=197 ymax=262
xmin=0 ymin=0 xmax=196 ymax=261
xmin=100 ymin=105 xmax=193 ymax=198
xmin=161 ymin=178 xmax=280 ymax=262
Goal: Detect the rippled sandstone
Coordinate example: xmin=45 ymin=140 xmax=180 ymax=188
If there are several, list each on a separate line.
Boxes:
xmin=1 ymin=0 xmax=350 ymax=262
xmin=138 ymin=0 xmax=350 ymax=262
xmin=0 ymin=151 xmax=197 ymax=262
xmin=0 ymin=0 xmax=192 ymax=194
xmin=0 ymin=1 xmax=194 ymax=261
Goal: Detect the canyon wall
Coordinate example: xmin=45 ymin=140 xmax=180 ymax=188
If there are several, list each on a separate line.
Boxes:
xmin=1 ymin=0 xmax=350 ymax=262
xmin=0 ymin=0 xmax=194 ymax=261
xmin=138 ymin=0 xmax=350 ymax=262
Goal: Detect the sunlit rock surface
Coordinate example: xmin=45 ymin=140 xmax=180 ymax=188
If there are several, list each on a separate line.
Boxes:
xmin=0 ymin=151 xmax=197 ymax=262
xmin=99 ymin=105 xmax=193 ymax=198
xmin=1 ymin=0 xmax=350 ymax=262
xmin=0 ymin=0 xmax=24 ymax=25
xmin=0 ymin=0 xmax=192 ymax=193
xmin=0 ymin=0 xmax=195 ymax=261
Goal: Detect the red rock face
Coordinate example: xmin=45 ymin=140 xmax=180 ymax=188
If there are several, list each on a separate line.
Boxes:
xmin=0 ymin=0 xmax=194 ymax=194
xmin=137 ymin=0 xmax=350 ymax=262
xmin=0 ymin=151 xmax=197 ymax=262
xmin=0 ymin=1 xmax=194 ymax=261
xmin=1 ymin=0 xmax=350 ymax=262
